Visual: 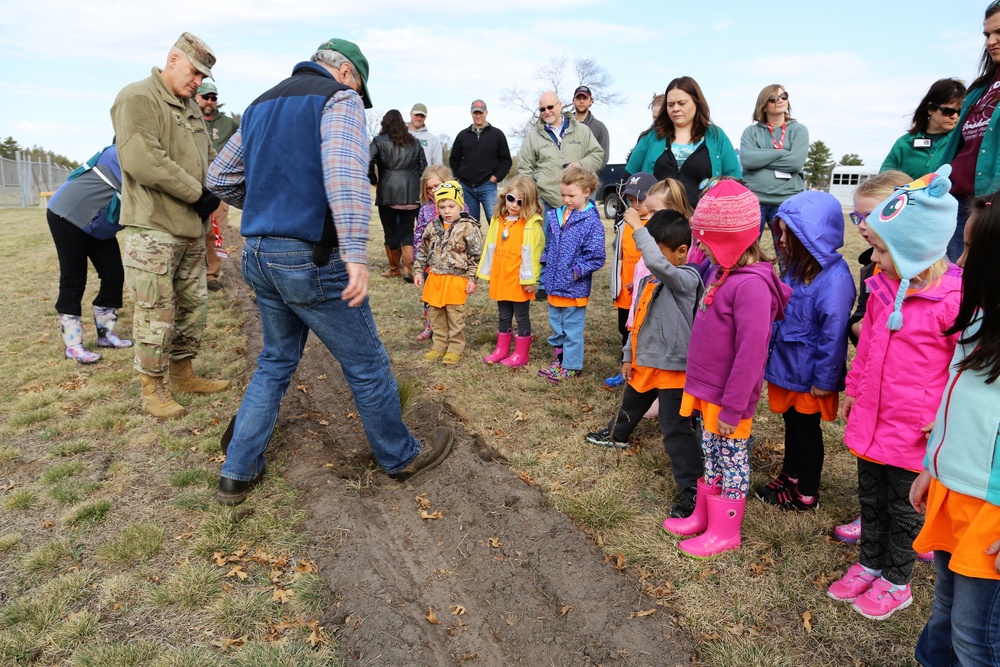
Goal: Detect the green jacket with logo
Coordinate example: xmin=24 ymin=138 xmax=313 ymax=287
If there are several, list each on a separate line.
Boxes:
xmin=111 ymin=66 xmax=215 ymax=239
xmin=204 ymin=113 xmax=240 ymax=153
xmin=938 ymin=82 xmax=1000 ymax=196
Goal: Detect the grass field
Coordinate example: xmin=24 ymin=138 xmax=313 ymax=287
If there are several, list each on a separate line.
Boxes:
xmin=0 ymin=204 xmax=930 ymax=666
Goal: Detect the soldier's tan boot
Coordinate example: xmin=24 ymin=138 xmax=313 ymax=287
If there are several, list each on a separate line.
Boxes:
xmin=139 ymin=373 xmax=186 ymax=420
xmin=169 ymin=358 xmax=229 ymax=394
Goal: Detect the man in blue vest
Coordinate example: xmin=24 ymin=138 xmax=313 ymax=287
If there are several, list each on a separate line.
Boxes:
xmin=207 ymin=38 xmax=454 ymax=506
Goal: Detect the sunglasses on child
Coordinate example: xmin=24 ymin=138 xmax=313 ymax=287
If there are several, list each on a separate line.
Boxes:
xmin=505 ymin=193 xmax=522 ymax=206
xmin=929 ymin=103 xmax=961 ymax=118
xmin=849 ymin=211 xmax=870 ymax=226
xmin=766 ymin=92 xmax=789 ymax=104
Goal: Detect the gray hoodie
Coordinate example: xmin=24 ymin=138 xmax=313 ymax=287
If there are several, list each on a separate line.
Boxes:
xmin=408 ymin=125 xmax=443 ymax=166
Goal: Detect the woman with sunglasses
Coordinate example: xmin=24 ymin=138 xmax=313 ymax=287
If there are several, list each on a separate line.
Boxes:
xmin=880 ymin=78 xmax=966 ymax=182
xmin=739 ymin=84 xmax=808 ymax=247
xmin=624 ymin=76 xmax=741 ymax=209
xmin=937 ymin=1 xmax=1000 ymax=261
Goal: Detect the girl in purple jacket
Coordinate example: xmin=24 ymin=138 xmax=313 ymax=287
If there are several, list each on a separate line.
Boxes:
xmin=537 ymin=166 xmax=606 ymax=384
xmin=755 ymin=191 xmax=855 ymax=512
xmin=662 ymin=179 xmax=791 ymax=558
xmin=826 ymin=166 xmax=961 ymax=621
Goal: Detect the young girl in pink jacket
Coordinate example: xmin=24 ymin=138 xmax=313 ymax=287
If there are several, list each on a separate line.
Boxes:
xmin=826 ymin=166 xmax=962 ymax=621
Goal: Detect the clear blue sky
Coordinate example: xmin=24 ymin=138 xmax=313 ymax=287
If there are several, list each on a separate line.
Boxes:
xmin=0 ymin=1 xmax=986 ymax=167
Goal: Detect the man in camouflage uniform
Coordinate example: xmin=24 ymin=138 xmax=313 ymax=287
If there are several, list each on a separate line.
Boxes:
xmin=194 ymin=81 xmax=239 ymax=290
xmin=111 ymin=32 xmax=229 ymax=420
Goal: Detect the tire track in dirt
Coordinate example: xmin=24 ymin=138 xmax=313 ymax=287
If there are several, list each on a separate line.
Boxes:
xmin=229 ymin=275 xmax=694 ymax=666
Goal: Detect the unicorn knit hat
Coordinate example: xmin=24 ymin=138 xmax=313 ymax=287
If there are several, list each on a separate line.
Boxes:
xmin=434 ymin=180 xmax=465 ymax=209
xmin=865 ymin=164 xmax=957 ymax=331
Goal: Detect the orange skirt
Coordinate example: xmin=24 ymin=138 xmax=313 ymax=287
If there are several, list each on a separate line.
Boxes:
xmin=629 ymin=367 xmax=685 ymax=393
xmin=913 ymin=478 xmax=1000 ymax=581
xmin=767 ymin=383 xmax=839 ymax=422
xmin=680 ymin=392 xmax=753 ymax=439
xmin=422 ymin=272 xmax=468 ymax=308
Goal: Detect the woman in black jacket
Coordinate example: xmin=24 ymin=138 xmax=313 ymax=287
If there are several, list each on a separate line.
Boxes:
xmin=370 ymin=109 xmax=427 ymax=281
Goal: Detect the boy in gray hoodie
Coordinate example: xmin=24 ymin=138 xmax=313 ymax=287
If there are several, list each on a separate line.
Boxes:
xmin=586 ymin=209 xmax=704 ymax=518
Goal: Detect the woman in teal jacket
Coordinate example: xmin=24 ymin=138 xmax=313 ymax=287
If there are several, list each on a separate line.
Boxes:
xmin=625 ymin=76 xmax=741 ymax=208
xmin=880 ymin=78 xmax=965 ymax=181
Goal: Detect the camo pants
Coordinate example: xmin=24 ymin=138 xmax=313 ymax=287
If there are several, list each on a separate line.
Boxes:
xmin=122 ymin=227 xmax=207 ymax=376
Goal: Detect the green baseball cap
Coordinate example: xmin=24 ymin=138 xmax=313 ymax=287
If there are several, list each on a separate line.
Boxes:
xmin=197 ymin=82 xmax=218 ymax=96
xmin=317 ymin=38 xmax=372 ymax=109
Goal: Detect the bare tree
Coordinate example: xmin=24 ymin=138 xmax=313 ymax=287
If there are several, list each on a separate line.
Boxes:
xmin=365 ymin=108 xmax=383 ymax=140
xmin=500 ymin=56 xmax=624 ymax=143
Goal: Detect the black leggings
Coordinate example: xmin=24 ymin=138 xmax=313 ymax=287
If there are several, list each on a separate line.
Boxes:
xmin=616 ymin=307 xmax=629 ymax=358
xmin=779 ymin=407 xmax=825 ymax=497
xmin=377 ymin=206 xmax=417 ymax=249
xmin=857 ymin=458 xmax=922 ymax=585
xmin=498 ymin=300 xmax=531 ymax=336
xmin=47 ymin=210 xmax=124 ymax=316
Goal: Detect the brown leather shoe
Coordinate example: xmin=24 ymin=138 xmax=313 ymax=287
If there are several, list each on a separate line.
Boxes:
xmin=392 ymin=426 xmax=454 ymax=482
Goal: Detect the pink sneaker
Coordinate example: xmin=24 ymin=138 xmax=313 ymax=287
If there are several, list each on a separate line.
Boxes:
xmin=851 ymin=578 xmax=912 ymax=620
xmin=917 ymin=551 xmax=934 ymax=563
xmin=827 ymin=563 xmax=878 ymax=602
xmin=833 ymin=517 xmax=861 ymax=544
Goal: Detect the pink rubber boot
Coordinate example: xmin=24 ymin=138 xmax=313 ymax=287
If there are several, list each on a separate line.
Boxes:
xmin=678 ymin=493 xmax=746 ymax=558
xmin=662 ymin=478 xmax=720 ymax=536
xmin=500 ymin=335 xmax=532 ymax=368
xmin=483 ymin=332 xmax=513 ymax=364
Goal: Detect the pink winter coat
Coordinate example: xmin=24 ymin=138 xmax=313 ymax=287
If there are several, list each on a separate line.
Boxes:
xmin=844 ymin=267 xmax=962 ymax=471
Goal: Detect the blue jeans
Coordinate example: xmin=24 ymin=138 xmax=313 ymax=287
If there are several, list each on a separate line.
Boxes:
xmin=461 ymin=180 xmax=497 ymax=222
xmin=546 ymin=304 xmax=587 ymax=371
xmin=948 ymin=196 xmax=971 ymax=263
xmin=915 ymin=550 xmax=1000 ymax=666
xmin=759 ymin=203 xmax=782 ymax=246
xmin=222 ymin=236 xmax=421 ymax=481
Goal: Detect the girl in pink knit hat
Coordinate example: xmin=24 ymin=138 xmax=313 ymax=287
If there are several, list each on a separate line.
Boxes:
xmin=662 ymin=179 xmax=791 ymax=558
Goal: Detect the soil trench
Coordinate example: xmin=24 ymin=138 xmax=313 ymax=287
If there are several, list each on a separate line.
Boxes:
xmin=230 ymin=276 xmax=695 ymax=666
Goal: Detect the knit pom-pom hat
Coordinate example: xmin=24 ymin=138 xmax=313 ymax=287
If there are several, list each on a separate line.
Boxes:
xmin=434 ymin=180 xmax=465 ymax=209
xmin=865 ymin=164 xmax=957 ymax=331
xmin=690 ymin=179 xmax=761 ymax=306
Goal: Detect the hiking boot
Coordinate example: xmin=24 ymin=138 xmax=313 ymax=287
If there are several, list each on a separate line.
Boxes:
xmin=392 ymin=426 xmax=455 ymax=482
xmin=139 ymin=373 xmax=186 ymax=420
xmin=585 ymin=427 xmax=629 ymax=450
xmin=604 ymin=372 xmax=625 ymax=388
xmin=423 ymin=349 xmax=444 ymax=361
xmin=833 ymin=517 xmax=861 ymax=544
xmin=851 ymin=578 xmax=912 ymax=620
xmin=827 ymin=563 xmax=878 ymax=602
xmin=169 ymin=358 xmax=229 ymax=394
xmin=441 ymin=352 xmax=462 ymax=365
xmin=670 ymin=487 xmax=698 ymax=519
xmin=547 ymin=367 xmax=579 ymax=384
xmin=217 ymin=465 xmax=266 ymax=506
xmin=754 ymin=473 xmax=792 ymax=505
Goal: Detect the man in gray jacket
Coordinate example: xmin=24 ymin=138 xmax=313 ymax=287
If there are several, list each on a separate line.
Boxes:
xmin=517 ymin=91 xmax=604 ymax=211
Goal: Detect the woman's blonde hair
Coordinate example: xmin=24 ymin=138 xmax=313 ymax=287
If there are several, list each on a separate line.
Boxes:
xmin=752 ymin=84 xmax=793 ymax=124
xmin=494 ymin=175 xmax=542 ymax=222
xmin=419 ymin=164 xmax=454 ymax=205
xmin=646 ymin=178 xmax=693 ymax=217
xmin=854 ymin=170 xmax=911 ymax=202
xmin=560 ymin=165 xmax=599 ymax=194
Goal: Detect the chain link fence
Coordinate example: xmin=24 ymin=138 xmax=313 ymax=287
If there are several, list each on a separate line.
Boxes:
xmin=0 ymin=152 xmax=72 ymax=208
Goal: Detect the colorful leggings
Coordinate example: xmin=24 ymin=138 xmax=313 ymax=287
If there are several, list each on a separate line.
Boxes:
xmin=701 ymin=430 xmax=751 ymax=499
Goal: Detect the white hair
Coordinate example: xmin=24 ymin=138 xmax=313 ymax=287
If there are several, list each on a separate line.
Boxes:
xmin=311 ymin=49 xmax=361 ymax=88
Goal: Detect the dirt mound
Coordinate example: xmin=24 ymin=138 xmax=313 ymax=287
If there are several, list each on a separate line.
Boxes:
xmin=230 ymin=278 xmax=694 ymax=666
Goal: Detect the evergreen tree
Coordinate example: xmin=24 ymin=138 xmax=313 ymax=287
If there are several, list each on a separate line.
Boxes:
xmin=0 ymin=136 xmax=20 ymax=160
xmin=839 ymin=153 xmax=863 ymax=166
xmin=805 ymin=140 xmax=835 ymax=189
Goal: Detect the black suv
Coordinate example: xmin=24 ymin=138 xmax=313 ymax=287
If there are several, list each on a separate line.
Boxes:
xmin=596 ymin=163 xmax=628 ymax=219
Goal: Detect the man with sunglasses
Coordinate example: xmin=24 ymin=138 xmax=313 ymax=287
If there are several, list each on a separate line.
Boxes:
xmin=518 ymin=91 xmax=605 ymax=213
xmin=195 ymin=82 xmax=240 ymax=291
xmin=449 ymin=99 xmax=512 ymax=221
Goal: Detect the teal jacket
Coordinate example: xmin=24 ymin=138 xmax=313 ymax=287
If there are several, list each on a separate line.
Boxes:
xmin=880 ymin=131 xmax=954 ymax=180
xmin=625 ymin=124 xmax=741 ymax=180
xmin=924 ymin=316 xmax=1000 ymax=504
xmin=739 ymin=119 xmax=808 ymax=205
xmin=938 ymin=83 xmax=1000 ymax=196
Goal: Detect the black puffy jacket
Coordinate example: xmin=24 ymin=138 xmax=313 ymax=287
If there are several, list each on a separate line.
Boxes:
xmin=369 ymin=134 xmax=427 ymax=206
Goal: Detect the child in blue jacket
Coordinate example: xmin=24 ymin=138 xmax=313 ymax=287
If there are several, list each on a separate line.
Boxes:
xmin=755 ymin=191 xmax=856 ymax=511
xmin=537 ymin=166 xmax=606 ymax=383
